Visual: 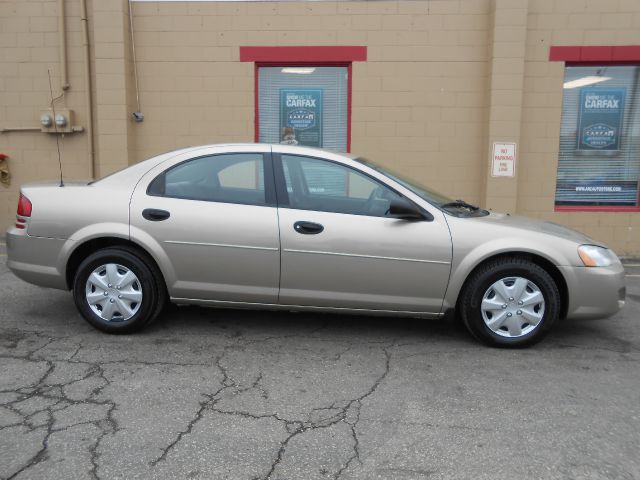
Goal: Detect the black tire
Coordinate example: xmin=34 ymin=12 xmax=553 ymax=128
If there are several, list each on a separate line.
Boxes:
xmin=73 ymin=246 xmax=166 ymax=334
xmin=459 ymin=257 xmax=560 ymax=348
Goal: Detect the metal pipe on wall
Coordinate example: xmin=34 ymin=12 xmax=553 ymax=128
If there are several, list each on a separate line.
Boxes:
xmin=0 ymin=127 xmax=41 ymax=133
xmin=128 ymin=0 xmax=143 ymax=121
xmin=58 ymin=0 xmax=69 ymax=90
xmin=80 ymin=0 xmax=95 ymax=178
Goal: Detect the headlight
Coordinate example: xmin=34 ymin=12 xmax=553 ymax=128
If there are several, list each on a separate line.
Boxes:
xmin=578 ymin=245 xmax=618 ymax=267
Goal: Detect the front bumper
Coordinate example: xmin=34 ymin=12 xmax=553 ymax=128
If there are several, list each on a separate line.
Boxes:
xmin=6 ymin=228 xmax=69 ymax=290
xmin=559 ymin=262 xmax=626 ymax=320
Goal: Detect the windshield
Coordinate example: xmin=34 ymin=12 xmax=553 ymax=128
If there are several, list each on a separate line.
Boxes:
xmin=354 ymin=157 xmax=453 ymax=206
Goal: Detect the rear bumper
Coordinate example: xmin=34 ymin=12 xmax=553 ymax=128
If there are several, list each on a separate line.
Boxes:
xmin=6 ymin=228 xmax=69 ymax=290
xmin=559 ymin=263 xmax=626 ymax=320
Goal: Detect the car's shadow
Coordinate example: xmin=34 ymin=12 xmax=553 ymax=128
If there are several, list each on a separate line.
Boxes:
xmin=141 ymin=302 xmax=638 ymax=353
xmin=11 ymin=286 xmax=638 ymax=353
xmin=137 ymin=302 xmax=481 ymax=348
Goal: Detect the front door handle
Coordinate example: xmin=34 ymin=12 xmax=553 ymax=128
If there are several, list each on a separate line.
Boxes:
xmin=293 ymin=221 xmax=324 ymax=235
xmin=142 ymin=208 xmax=170 ymax=221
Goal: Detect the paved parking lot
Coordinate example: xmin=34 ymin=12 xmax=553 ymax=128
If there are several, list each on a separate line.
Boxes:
xmin=1 ymin=241 xmax=639 ymax=480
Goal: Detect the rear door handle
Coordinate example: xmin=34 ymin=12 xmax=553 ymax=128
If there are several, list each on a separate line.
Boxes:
xmin=294 ymin=221 xmax=324 ymax=235
xmin=142 ymin=208 xmax=170 ymax=221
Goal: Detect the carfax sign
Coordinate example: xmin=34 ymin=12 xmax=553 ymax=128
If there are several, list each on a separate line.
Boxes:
xmin=280 ymin=89 xmax=323 ymax=147
xmin=577 ymin=88 xmax=625 ymax=150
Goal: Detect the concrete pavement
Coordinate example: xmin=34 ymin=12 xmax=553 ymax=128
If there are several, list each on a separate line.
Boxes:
xmin=1 ymin=244 xmax=639 ymax=480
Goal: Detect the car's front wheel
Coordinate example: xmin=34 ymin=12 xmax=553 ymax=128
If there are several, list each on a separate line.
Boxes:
xmin=73 ymin=247 xmax=166 ymax=333
xmin=459 ymin=257 xmax=560 ymax=347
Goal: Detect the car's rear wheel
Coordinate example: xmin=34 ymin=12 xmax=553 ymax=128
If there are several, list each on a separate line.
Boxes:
xmin=73 ymin=247 xmax=166 ymax=333
xmin=459 ymin=257 xmax=560 ymax=347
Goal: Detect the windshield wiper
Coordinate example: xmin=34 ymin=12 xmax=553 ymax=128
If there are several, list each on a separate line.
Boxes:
xmin=440 ymin=199 xmax=479 ymax=211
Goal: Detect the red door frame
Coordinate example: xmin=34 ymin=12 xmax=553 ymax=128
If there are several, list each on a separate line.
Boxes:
xmin=549 ymin=45 xmax=640 ymax=212
xmin=240 ymin=46 xmax=367 ymax=153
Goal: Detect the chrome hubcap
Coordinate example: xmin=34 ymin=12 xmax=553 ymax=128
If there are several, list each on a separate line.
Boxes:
xmin=480 ymin=276 xmax=545 ymax=338
xmin=85 ymin=263 xmax=142 ymax=322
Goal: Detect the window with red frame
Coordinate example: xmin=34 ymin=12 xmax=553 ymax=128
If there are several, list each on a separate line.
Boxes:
xmin=555 ymin=64 xmax=640 ymax=209
xmin=257 ymin=65 xmax=349 ymax=151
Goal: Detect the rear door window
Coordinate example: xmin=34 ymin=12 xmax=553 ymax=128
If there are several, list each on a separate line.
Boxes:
xmin=148 ymin=153 xmax=267 ymax=206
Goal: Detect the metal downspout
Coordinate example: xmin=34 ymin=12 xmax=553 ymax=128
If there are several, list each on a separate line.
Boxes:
xmin=58 ymin=0 xmax=69 ymax=90
xmin=80 ymin=0 xmax=95 ymax=179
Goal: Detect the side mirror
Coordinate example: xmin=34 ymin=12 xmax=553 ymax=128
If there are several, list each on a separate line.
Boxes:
xmin=388 ymin=198 xmax=427 ymax=221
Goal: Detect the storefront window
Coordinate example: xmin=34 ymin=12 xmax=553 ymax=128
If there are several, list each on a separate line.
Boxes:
xmin=257 ymin=66 xmax=348 ymax=151
xmin=555 ymin=65 xmax=640 ymax=208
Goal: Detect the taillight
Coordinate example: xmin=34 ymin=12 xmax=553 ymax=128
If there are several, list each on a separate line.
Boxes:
xmin=16 ymin=193 xmax=32 ymax=229
xmin=17 ymin=194 xmax=32 ymax=217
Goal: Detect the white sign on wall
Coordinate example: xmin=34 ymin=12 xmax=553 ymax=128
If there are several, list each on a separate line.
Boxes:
xmin=491 ymin=142 xmax=516 ymax=177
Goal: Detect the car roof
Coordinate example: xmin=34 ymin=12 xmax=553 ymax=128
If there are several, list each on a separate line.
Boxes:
xmin=176 ymin=143 xmax=357 ymax=158
xmin=94 ymin=143 xmax=358 ymax=187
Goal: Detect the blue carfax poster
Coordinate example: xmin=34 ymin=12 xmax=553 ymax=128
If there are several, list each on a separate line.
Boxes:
xmin=577 ymin=88 xmax=625 ymax=150
xmin=280 ymin=89 xmax=323 ymax=147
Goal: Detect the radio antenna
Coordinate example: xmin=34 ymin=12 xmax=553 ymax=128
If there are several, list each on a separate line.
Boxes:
xmin=47 ymin=69 xmax=64 ymax=187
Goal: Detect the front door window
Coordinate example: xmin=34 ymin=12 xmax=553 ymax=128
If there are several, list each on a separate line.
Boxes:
xmin=280 ymin=154 xmax=402 ymax=217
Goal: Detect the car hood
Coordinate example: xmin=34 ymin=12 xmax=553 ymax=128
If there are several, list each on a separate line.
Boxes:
xmin=471 ymin=212 xmax=601 ymax=246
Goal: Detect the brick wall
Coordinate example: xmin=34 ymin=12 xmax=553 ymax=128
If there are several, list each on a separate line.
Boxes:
xmin=1 ymin=0 xmax=640 ymax=254
xmin=518 ymin=0 xmax=640 ymax=253
xmin=130 ymin=0 xmax=491 ymax=206
xmin=0 ymin=0 xmax=92 ymax=231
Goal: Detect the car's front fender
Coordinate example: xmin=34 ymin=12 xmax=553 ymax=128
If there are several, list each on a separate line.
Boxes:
xmin=442 ymin=236 xmax=576 ymax=311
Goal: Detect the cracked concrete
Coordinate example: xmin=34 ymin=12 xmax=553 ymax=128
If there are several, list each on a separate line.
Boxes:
xmin=1 ymin=251 xmax=639 ymax=480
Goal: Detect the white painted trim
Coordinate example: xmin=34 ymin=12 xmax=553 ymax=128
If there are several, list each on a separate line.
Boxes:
xmin=131 ymin=0 xmax=379 ymax=2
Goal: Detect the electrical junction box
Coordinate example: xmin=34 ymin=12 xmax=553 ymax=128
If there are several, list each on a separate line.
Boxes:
xmin=40 ymin=108 xmax=74 ymax=133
